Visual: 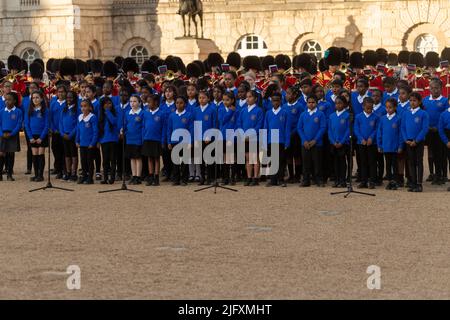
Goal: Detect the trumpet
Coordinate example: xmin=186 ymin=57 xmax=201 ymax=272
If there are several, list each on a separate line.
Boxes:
xmin=0 ymin=70 xmax=25 ymax=84
xmin=340 ymin=63 xmax=348 ymax=73
xmin=415 ymin=67 xmax=424 ymax=78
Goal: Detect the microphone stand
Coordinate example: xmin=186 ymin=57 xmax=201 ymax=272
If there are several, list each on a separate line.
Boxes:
xmin=195 ymin=103 xmax=238 ymax=193
xmin=29 ymin=129 xmax=74 ymax=193
xmin=99 ymin=106 xmax=142 ymax=194
xmin=331 ymin=108 xmax=375 ymax=198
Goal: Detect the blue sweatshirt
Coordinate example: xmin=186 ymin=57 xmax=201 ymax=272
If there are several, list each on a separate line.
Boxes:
xmin=328 ymin=110 xmax=350 ymax=145
xmin=187 ymin=99 xmax=198 ymax=114
xmin=354 ymin=112 xmax=379 ymax=145
xmin=401 ymin=108 xmax=429 ymax=143
xmin=422 ymin=95 xmax=449 ymax=128
xmin=99 ymin=108 xmax=119 ymax=144
xmin=117 ymin=102 xmax=131 ymax=131
xmin=351 ymin=91 xmax=372 ymax=115
xmin=76 ymin=113 xmax=98 ymax=147
xmin=59 ymin=105 xmax=79 ymax=139
xmin=124 ymin=108 xmax=144 ymax=146
xmin=24 ymin=107 xmax=49 ymax=140
xmin=396 ymin=100 xmax=410 ymax=117
xmin=143 ymin=107 xmax=165 ymax=144
xmin=438 ymin=108 xmax=450 ymax=144
xmin=0 ymin=107 xmax=23 ymax=137
xmin=49 ymin=99 xmax=66 ymax=133
xmin=283 ymin=99 xmax=305 ymax=135
xmin=377 ymin=113 xmax=403 ymax=152
xmin=218 ymin=105 xmax=237 ymax=141
xmin=193 ymin=103 xmax=217 ymax=142
xmin=167 ymin=110 xmax=194 ymax=144
xmin=297 ymin=109 xmax=327 ymax=146
xmin=236 ymin=105 xmax=264 ymax=141
xmin=317 ymin=99 xmax=334 ymax=119
xmin=264 ymin=107 xmax=291 ymax=147
xmin=372 ymin=103 xmax=387 ymax=117
xmin=382 ymin=89 xmax=399 ymax=105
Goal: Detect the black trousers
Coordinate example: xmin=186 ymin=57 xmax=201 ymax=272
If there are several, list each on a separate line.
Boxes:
xmin=199 ymin=141 xmax=215 ymax=181
xmin=376 ymin=151 xmax=384 ymax=182
xmin=117 ymin=137 xmax=131 ymax=177
xmin=358 ymin=144 xmax=377 ymax=184
xmin=25 ymin=136 xmax=32 ymax=171
xmin=101 ymin=142 xmax=118 ymax=179
xmin=384 ymin=152 xmax=399 ymax=181
xmin=171 ymin=144 xmax=188 ymax=183
xmin=51 ymin=133 xmax=64 ymax=174
xmin=162 ymin=144 xmax=173 ymax=179
xmin=427 ymin=130 xmax=445 ymax=179
xmin=302 ymin=145 xmax=322 ymax=182
xmin=322 ymin=136 xmax=333 ymax=181
xmin=331 ymin=145 xmax=348 ymax=184
xmin=267 ymin=143 xmax=286 ymax=184
xmin=80 ymin=147 xmax=95 ymax=180
xmin=406 ymin=142 xmax=425 ymax=186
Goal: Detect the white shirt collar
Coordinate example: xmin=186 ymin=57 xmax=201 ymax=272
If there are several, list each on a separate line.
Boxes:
xmin=357 ymin=91 xmax=369 ymax=104
xmin=387 ymin=112 xmax=396 ymax=120
xmin=227 ymin=87 xmax=236 ymax=92
xmin=150 ymin=107 xmax=159 ymax=115
xmin=411 ymin=107 xmax=420 ymax=114
xmin=398 ymin=100 xmax=408 ymax=107
xmin=91 ymin=98 xmax=97 ymax=104
xmin=272 ymin=107 xmax=281 ymax=115
xmin=308 ymin=108 xmax=317 ymax=115
xmin=176 ymin=109 xmax=186 ymax=116
xmin=363 ymin=111 xmax=372 ymax=118
xmin=373 ymin=103 xmax=382 ymax=111
xmin=331 ymin=94 xmax=337 ymax=102
xmin=239 ymin=99 xmax=246 ymax=107
xmin=387 ymin=88 xmax=398 ymax=96
xmin=430 ymin=95 xmax=443 ymax=101
xmin=129 ymin=107 xmax=142 ymax=115
xmin=68 ymin=104 xmax=75 ymax=110
xmin=200 ymin=104 xmax=208 ymax=112
xmin=247 ymin=104 xmax=256 ymax=112
xmin=4 ymin=106 xmax=16 ymax=112
xmin=448 ymin=107 xmax=450 ymax=112
xmin=287 ymin=99 xmax=299 ymax=107
xmin=57 ymin=99 xmax=65 ymax=105
xmin=165 ymin=100 xmax=174 ymax=106
xmin=336 ymin=109 xmax=345 ymax=117
xmin=188 ymin=99 xmax=197 ymax=105
xmin=120 ymin=102 xmax=129 ymax=109
xmin=78 ymin=113 xmax=94 ymax=122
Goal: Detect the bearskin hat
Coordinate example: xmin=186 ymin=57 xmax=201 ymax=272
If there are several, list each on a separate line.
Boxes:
xmin=7 ymin=55 xmax=22 ymax=71
xmin=262 ymin=55 xmax=275 ymax=71
xmin=59 ymin=58 xmax=77 ymax=78
xmin=363 ymin=50 xmax=377 ymax=67
xmin=164 ymin=56 xmax=178 ymax=73
xmin=295 ymin=53 xmax=313 ymax=71
xmin=29 ymin=61 xmax=44 ymax=79
xmin=324 ymin=47 xmax=342 ymax=66
xmin=376 ymin=48 xmax=388 ymax=64
xmin=318 ymin=58 xmax=328 ymax=72
xmin=141 ymin=60 xmax=158 ymax=74
xmin=275 ymin=54 xmax=291 ymax=70
xmin=103 ymin=60 xmax=118 ymax=78
xmin=186 ymin=63 xmax=202 ymax=78
xmin=114 ymin=56 xmax=124 ymax=68
xmin=207 ymin=52 xmax=224 ymax=68
xmin=226 ymin=52 xmax=241 ymax=69
xmin=425 ymin=52 xmax=440 ymax=68
xmin=122 ymin=57 xmax=139 ymax=74
xmin=409 ymin=52 xmax=424 ymax=68
xmin=91 ymin=59 xmax=104 ymax=74
xmin=173 ymin=56 xmax=186 ymax=74
xmin=243 ymin=55 xmax=262 ymax=71
xmin=387 ymin=53 xmax=398 ymax=66
xmin=340 ymin=48 xmax=350 ymax=64
xmin=398 ymin=50 xmax=410 ymax=64
xmin=193 ymin=60 xmax=206 ymax=75
xmin=441 ymin=47 xmax=450 ymax=62
xmin=349 ymin=52 xmax=364 ymax=69
xmin=51 ymin=59 xmax=61 ymax=74
xmin=75 ymin=59 xmax=88 ymax=75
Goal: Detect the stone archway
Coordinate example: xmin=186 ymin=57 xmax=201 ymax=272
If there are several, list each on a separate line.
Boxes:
xmin=402 ymin=22 xmax=447 ymax=53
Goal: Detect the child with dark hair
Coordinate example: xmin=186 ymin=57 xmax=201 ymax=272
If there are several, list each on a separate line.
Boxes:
xmin=98 ymin=96 xmax=119 ymax=184
xmin=60 ymin=91 xmax=79 ymax=181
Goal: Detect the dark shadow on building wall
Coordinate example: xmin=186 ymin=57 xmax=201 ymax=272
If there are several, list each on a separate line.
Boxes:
xmin=332 ymin=15 xmax=362 ymax=51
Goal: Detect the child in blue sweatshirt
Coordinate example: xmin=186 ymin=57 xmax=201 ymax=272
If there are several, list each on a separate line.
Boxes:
xmin=60 ymin=91 xmax=79 ymax=182
xmin=116 ymin=88 xmax=131 ymax=180
xmin=371 ymin=88 xmax=386 ymax=185
xmin=167 ymin=96 xmax=194 ymax=186
xmin=194 ymin=90 xmax=217 ymax=185
xmin=283 ymin=86 xmax=304 ymax=183
xmin=85 ymin=84 xmax=102 ymax=180
xmin=328 ymin=95 xmax=350 ymax=188
xmin=24 ymin=91 xmax=49 ymax=182
xmin=264 ymin=92 xmax=290 ymax=187
xmin=0 ymin=92 xmax=23 ymax=181
xmin=76 ymin=99 xmax=98 ymax=185
xmin=50 ymin=84 xmax=67 ymax=179
xmin=142 ymin=94 xmax=165 ymax=186
xmin=219 ymin=92 xmax=237 ymax=185
xmin=124 ymin=95 xmax=144 ymax=185
xmin=354 ymin=96 xmax=379 ymax=189
xmin=160 ymin=85 xmax=177 ymax=181
xmin=237 ymin=90 xmax=264 ymax=186
xmin=438 ymin=105 xmax=450 ymax=192
xmin=297 ymin=95 xmax=327 ymax=187
xmin=422 ymin=78 xmax=449 ymax=185
xmin=377 ymin=98 xmax=403 ymax=190
xmin=401 ymin=92 xmax=430 ymax=192
xmin=351 ymin=78 xmax=371 ymax=116
xmin=98 ymin=96 xmax=119 ymax=185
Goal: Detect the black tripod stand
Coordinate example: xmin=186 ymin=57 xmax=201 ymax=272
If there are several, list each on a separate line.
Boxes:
xmin=331 ymin=111 xmax=375 ymax=198
xmin=194 ymin=106 xmax=238 ymax=194
xmin=99 ymin=109 xmax=142 ymax=194
xmin=29 ymin=132 xmax=74 ymax=193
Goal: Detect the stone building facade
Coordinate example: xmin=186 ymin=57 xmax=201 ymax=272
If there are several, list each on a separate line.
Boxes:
xmin=0 ymin=0 xmax=449 ymax=65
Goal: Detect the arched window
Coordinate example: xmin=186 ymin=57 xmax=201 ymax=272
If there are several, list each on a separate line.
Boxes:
xmin=129 ymin=45 xmax=149 ymax=67
xmin=236 ymin=35 xmax=268 ymax=57
xmin=414 ymin=34 xmax=438 ymax=55
xmin=302 ymin=40 xmax=323 ymax=59
xmin=21 ymin=48 xmax=40 ymax=66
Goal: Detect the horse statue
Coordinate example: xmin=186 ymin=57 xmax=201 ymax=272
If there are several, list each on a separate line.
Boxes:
xmin=177 ymin=0 xmax=204 ymax=39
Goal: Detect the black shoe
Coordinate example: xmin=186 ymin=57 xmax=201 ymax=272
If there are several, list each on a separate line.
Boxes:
xmin=7 ymin=175 xmax=15 ymax=181
xmin=407 ymin=185 xmax=416 ymax=192
xmin=251 ymin=179 xmax=259 ymax=186
xmin=63 ymin=174 xmax=70 ymax=181
xmin=447 ymin=186 xmax=450 ymax=192
xmin=77 ymin=176 xmax=85 ymax=184
xmin=300 ymin=181 xmax=311 ymax=187
xmin=287 ymin=177 xmax=295 ymax=184
xmin=152 ymin=176 xmax=160 ymax=186
xmin=230 ymin=179 xmax=236 ymax=186
xmin=55 ymin=173 xmax=63 ymax=179
xmin=368 ymin=183 xmax=376 ymax=189
xmin=116 ymin=174 xmax=123 ymax=181
xmin=146 ymin=176 xmax=154 ymax=186
xmin=332 ymin=182 xmax=340 ymax=188
xmin=415 ymin=184 xmax=423 ymax=192
xmin=221 ymin=179 xmax=229 ymax=185
xmin=357 ymin=182 xmax=368 ymax=189
xmin=244 ymin=178 xmax=253 ymax=186
xmin=84 ymin=178 xmax=94 ymax=185
xmin=426 ymin=174 xmax=434 ymax=182
xmin=385 ymin=182 xmax=392 ymax=190
xmin=180 ymin=181 xmax=188 ymax=186
xmin=70 ymin=175 xmax=78 ymax=182
xmin=0 ymin=175 xmax=2 ymax=181
xmin=30 ymin=176 xmax=37 ymax=182
xmin=316 ymin=181 xmax=325 ymax=187
xmin=25 ymin=170 xmax=31 ymax=175
xmin=35 ymin=176 xmax=44 ymax=182
xmin=172 ymin=181 xmax=180 ymax=186
xmin=100 ymin=179 xmax=108 ymax=185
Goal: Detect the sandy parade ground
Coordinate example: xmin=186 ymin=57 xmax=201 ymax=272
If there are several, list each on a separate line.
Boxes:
xmin=1 ymin=136 xmax=450 ymax=300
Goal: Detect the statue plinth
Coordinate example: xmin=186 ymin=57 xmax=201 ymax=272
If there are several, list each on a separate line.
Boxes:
xmin=172 ymin=37 xmax=219 ymax=61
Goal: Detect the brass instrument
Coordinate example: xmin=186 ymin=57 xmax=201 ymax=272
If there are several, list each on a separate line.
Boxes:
xmin=415 ymin=67 xmax=424 ymax=78
xmin=0 ymin=70 xmax=26 ymax=85
xmin=340 ymin=63 xmax=348 ymax=73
